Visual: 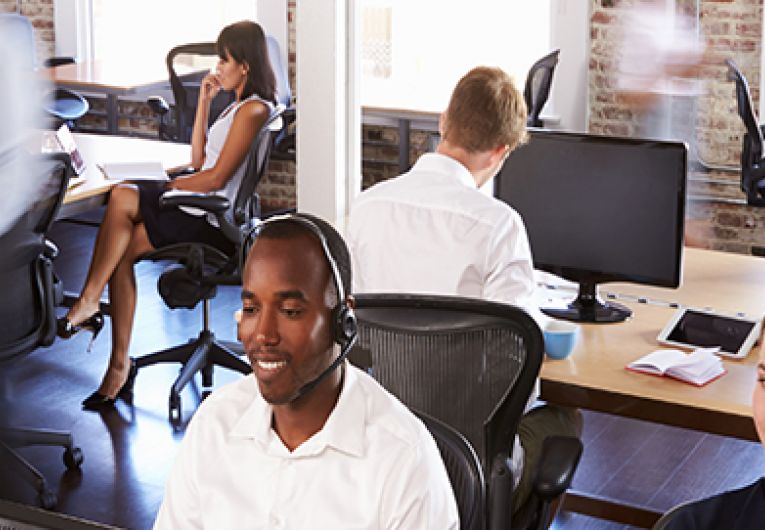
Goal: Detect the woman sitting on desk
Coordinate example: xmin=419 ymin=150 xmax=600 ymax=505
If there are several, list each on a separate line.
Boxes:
xmin=57 ymin=20 xmax=276 ymax=410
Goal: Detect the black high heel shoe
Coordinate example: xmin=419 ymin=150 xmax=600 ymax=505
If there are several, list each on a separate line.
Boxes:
xmin=57 ymin=311 xmax=104 ymax=352
xmin=82 ymin=359 xmax=137 ymax=411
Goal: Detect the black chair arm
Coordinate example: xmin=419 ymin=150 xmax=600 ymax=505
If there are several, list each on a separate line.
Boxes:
xmin=147 ymin=95 xmax=171 ymax=117
xmin=167 ymin=166 xmax=196 ymax=178
xmin=488 ymin=452 xmax=513 ymax=530
xmin=43 ymin=239 xmax=59 ymax=260
xmin=531 ymin=435 xmax=583 ymax=500
xmin=159 ymin=191 xmax=229 ymax=214
xmin=43 ymin=56 xmax=75 ymax=68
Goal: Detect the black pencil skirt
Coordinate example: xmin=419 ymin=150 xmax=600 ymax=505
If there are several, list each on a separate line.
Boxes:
xmin=137 ymin=182 xmax=234 ymax=256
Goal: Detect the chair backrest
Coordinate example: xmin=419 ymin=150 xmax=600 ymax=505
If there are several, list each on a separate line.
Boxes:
xmin=266 ymin=35 xmax=292 ymax=109
xmin=0 ymin=13 xmax=36 ymax=69
xmin=353 ymin=294 xmax=544 ymax=471
xmin=0 ymin=152 xmax=71 ymax=360
xmin=414 ymin=409 xmax=485 ymax=530
xmin=726 ymin=58 xmax=764 ymax=162
xmin=228 ymin=105 xmax=285 ymax=232
xmin=166 ymin=42 xmax=235 ymax=143
xmin=523 ymin=49 xmax=560 ymax=128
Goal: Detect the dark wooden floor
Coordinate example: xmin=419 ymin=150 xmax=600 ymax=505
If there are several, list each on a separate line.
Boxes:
xmin=2 ymin=218 xmax=765 ymax=529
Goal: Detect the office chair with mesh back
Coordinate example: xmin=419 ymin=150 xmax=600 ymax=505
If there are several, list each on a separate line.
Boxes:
xmin=352 ymin=294 xmax=582 ymax=530
xmin=266 ymin=35 xmax=296 ymax=162
xmin=726 ymin=58 xmax=765 ymax=206
xmin=524 ymin=49 xmax=560 ymax=128
xmin=0 ymin=152 xmax=83 ymax=509
xmin=414 ymin=410 xmax=484 ymax=530
xmin=147 ymin=42 xmax=235 ymax=143
xmin=0 ymin=14 xmax=89 ymax=130
xmin=132 ymin=106 xmax=283 ymax=423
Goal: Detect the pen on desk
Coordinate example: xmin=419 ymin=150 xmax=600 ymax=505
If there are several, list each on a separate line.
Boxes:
xmin=95 ymin=164 xmax=108 ymax=179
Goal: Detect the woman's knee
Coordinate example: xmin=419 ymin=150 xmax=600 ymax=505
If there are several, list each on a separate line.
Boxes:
xmin=107 ymin=184 xmax=140 ymax=216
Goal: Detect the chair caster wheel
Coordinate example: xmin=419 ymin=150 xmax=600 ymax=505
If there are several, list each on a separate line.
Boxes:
xmin=63 ymin=446 xmax=84 ymax=469
xmin=39 ymin=489 xmax=57 ymax=510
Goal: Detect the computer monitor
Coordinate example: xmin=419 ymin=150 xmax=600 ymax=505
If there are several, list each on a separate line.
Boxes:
xmin=494 ymin=130 xmax=687 ymax=323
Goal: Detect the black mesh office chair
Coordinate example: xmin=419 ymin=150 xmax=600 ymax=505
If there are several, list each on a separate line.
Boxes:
xmin=352 ymin=294 xmax=582 ymax=530
xmin=147 ymin=42 xmax=235 ymax=143
xmin=415 ymin=410 xmax=484 ymax=530
xmin=266 ymin=35 xmax=296 ymax=162
xmin=0 ymin=13 xmax=89 ymax=130
xmin=726 ymin=58 xmax=765 ymax=206
xmin=0 ymin=152 xmax=83 ymax=509
xmin=524 ymin=49 xmax=560 ymax=128
xmin=132 ymin=106 xmax=283 ymax=422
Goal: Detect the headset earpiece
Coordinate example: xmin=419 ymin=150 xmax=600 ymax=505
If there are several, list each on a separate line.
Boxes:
xmin=333 ymin=303 xmax=358 ymax=346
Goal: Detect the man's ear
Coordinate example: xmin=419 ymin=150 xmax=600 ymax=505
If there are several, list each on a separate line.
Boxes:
xmin=438 ymin=113 xmax=445 ymax=137
xmin=346 ymin=295 xmax=356 ymax=310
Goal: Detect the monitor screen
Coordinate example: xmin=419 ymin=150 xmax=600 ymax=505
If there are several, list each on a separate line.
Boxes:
xmin=494 ymin=130 xmax=686 ymax=322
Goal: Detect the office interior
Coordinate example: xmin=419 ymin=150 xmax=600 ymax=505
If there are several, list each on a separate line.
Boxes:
xmin=3 ymin=0 xmax=765 ymax=528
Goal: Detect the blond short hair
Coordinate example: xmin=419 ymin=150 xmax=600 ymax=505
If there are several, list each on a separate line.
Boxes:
xmin=441 ymin=66 xmax=528 ymax=153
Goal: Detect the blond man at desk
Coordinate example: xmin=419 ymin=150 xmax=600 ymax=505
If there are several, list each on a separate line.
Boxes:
xmin=347 ymin=66 xmax=580 ymax=512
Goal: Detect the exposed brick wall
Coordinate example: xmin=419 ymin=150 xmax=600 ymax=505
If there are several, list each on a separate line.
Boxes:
xmin=590 ymin=0 xmax=765 ymax=255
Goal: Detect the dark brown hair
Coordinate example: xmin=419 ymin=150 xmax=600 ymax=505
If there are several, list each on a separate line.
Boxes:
xmin=217 ymin=20 xmax=276 ymax=104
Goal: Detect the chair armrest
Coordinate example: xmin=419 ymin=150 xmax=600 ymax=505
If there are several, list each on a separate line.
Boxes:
xmin=531 ymin=435 xmax=583 ymax=501
xmin=159 ymin=191 xmax=230 ymax=215
xmin=147 ymin=95 xmax=170 ymax=117
xmin=488 ymin=452 xmax=513 ymax=530
xmin=43 ymin=239 xmax=59 ymax=260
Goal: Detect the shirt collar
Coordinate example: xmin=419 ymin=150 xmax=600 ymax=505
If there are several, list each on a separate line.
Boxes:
xmin=229 ymin=362 xmax=366 ymax=458
xmin=409 ymin=152 xmax=477 ymax=189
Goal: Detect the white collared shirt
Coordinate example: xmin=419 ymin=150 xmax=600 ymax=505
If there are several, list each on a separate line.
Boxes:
xmin=348 ymin=153 xmax=535 ymax=307
xmin=347 ymin=152 xmax=539 ymax=486
xmin=153 ymin=364 xmax=459 ymax=530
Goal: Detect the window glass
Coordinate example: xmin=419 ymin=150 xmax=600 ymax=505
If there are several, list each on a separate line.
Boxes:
xmin=91 ymin=0 xmax=257 ymax=70
xmin=360 ymin=0 xmax=552 ymax=112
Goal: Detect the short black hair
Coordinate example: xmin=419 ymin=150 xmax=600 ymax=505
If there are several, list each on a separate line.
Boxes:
xmin=255 ymin=213 xmax=352 ymax=299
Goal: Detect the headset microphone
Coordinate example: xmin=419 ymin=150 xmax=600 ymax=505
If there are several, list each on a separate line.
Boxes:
xmin=293 ymin=333 xmax=357 ymax=399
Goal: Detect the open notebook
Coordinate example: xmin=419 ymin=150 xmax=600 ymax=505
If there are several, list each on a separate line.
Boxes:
xmin=626 ymin=347 xmax=726 ymax=386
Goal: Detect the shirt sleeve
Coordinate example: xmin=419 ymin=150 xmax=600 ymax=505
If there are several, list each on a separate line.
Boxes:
xmin=153 ymin=414 xmax=204 ymax=530
xmin=380 ymin=438 xmax=459 ymax=530
xmin=482 ymin=210 xmax=536 ymax=309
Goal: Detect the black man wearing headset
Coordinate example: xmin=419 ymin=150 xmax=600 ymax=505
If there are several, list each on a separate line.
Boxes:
xmin=154 ymin=213 xmax=458 ymax=529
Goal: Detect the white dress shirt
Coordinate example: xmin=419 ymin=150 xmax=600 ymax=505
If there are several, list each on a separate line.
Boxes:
xmin=348 ymin=153 xmax=535 ymax=307
xmin=153 ymin=363 xmax=459 ymax=530
xmin=347 ymin=152 xmax=539 ymax=486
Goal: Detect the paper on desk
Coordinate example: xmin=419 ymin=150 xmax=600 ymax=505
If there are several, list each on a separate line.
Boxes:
xmin=98 ymin=162 xmax=168 ymax=181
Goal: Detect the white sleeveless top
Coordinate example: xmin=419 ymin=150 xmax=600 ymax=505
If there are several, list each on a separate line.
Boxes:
xmin=182 ymin=93 xmax=273 ymax=225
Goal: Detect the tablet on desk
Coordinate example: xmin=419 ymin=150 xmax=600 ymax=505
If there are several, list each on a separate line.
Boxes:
xmin=657 ymin=308 xmax=762 ymax=359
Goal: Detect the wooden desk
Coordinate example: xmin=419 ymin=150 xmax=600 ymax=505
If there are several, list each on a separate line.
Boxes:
xmin=540 ymin=247 xmax=765 ymax=524
xmin=44 ymin=61 xmax=172 ymax=134
xmin=58 ymin=133 xmax=189 ymax=219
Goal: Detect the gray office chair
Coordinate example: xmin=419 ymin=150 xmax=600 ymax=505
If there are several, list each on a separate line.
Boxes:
xmin=524 ymin=49 xmax=560 ymax=128
xmin=0 ymin=152 xmax=83 ymax=509
xmin=132 ymin=106 xmax=284 ymax=422
xmin=352 ymin=293 xmax=582 ymax=530
xmin=0 ymin=13 xmax=89 ymax=129
xmin=266 ymin=35 xmax=295 ymax=162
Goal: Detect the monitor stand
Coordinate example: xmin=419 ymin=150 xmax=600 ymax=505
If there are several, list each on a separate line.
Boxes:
xmin=541 ymin=280 xmax=631 ymax=323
